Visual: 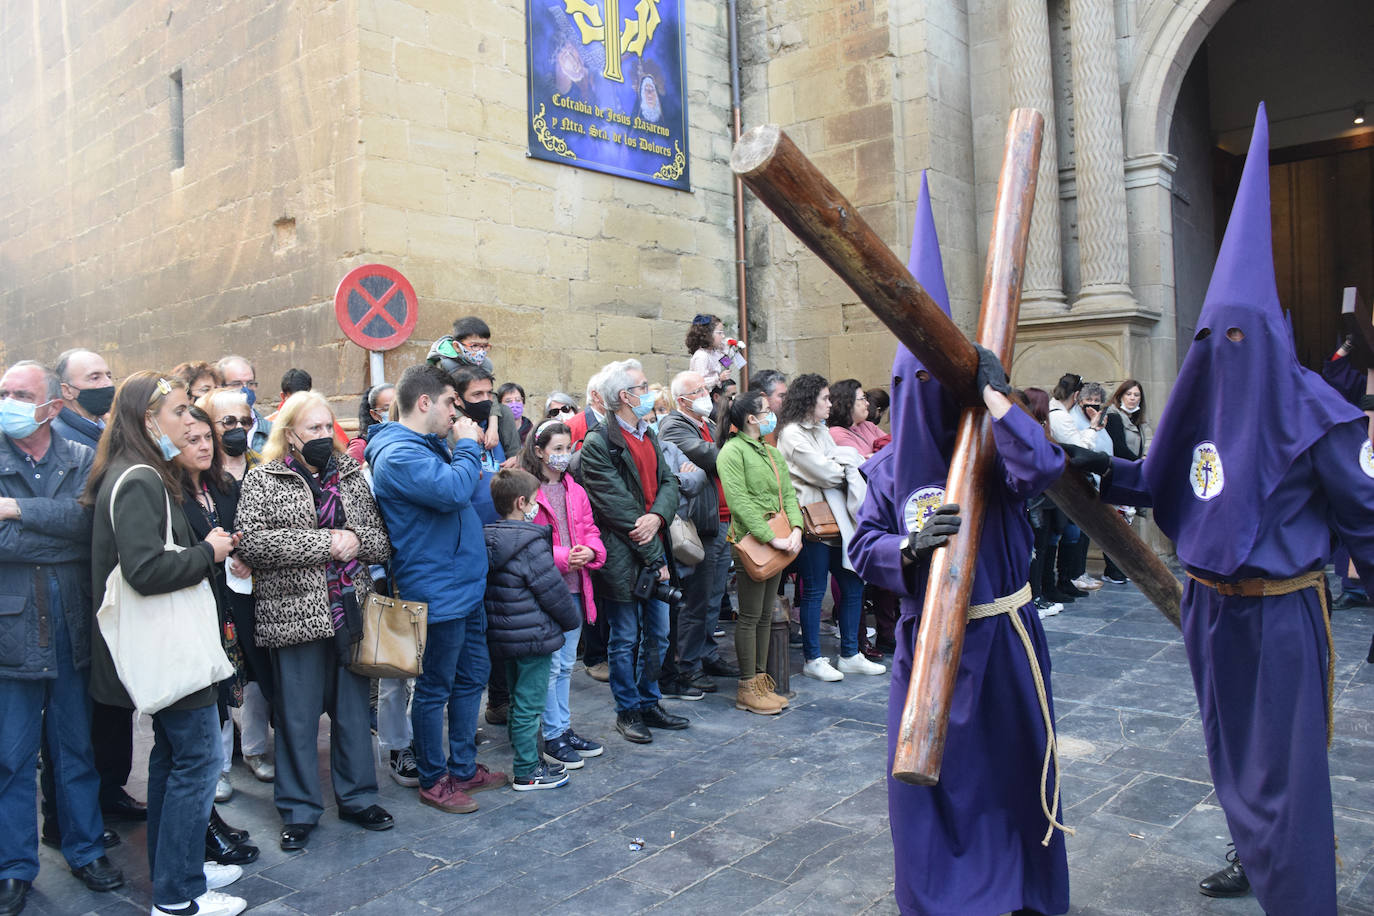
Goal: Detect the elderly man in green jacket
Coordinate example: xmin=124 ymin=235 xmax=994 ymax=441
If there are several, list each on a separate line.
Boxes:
xmin=579 ymin=359 xmax=685 ymax=744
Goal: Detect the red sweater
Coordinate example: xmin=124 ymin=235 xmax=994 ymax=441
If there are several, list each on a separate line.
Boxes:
xmin=622 ymin=427 xmax=660 ymax=514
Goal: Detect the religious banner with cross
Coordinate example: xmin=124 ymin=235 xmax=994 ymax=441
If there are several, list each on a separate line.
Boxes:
xmin=525 ymin=0 xmax=690 ymax=190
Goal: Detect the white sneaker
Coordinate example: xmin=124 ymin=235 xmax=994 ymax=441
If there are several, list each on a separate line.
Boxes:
xmin=837 ymin=653 xmax=887 ymax=676
xmin=802 ymin=657 xmax=844 ymax=682
xmin=203 ymin=861 xmax=242 ymax=890
xmin=152 ymin=890 xmax=247 ymax=916
xmin=1072 ymin=575 xmax=1103 ymax=591
xmin=214 ymin=775 xmax=233 ymax=802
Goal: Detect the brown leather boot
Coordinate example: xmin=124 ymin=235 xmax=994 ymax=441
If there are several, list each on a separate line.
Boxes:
xmin=736 ymin=677 xmax=782 ymax=715
xmin=755 ymin=672 xmax=789 ymax=708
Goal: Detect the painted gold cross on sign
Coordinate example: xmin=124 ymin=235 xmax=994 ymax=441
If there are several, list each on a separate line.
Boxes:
xmin=562 ymin=0 xmax=662 ymax=83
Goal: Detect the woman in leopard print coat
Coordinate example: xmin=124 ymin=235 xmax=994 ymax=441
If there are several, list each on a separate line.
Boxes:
xmin=235 ymin=391 xmax=394 ymax=842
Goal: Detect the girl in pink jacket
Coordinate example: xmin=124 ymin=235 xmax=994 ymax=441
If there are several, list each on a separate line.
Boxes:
xmin=520 ymin=420 xmax=608 ymax=768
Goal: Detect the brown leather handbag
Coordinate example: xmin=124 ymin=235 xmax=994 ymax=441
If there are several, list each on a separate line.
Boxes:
xmin=800 ymin=500 xmax=840 ymax=539
xmin=734 ymin=450 xmax=796 ymax=582
xmin=350 ymin=589 xmax=428 ymax=679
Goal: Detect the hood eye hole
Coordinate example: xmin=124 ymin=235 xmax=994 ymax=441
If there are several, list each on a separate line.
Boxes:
xmin=915 ymin=370 xmax=931 ymax=382
xmin=1194 ymin=328 xmax=1211 ymax=341
xmin=1226 ymin=327 xmax=1245 ymax=342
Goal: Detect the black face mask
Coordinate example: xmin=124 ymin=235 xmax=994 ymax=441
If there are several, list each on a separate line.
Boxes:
xmin=75 ymin=385 xmax=115 ymax=418
xmin=460 ymin=399 xmax=492 ymax=424
xmin=221 ymin=427 xmax=249 ymax=457
xmin=299 ymin=436 xmax=334 ymax=470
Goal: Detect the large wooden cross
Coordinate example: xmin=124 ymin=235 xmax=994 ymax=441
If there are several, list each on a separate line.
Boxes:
xmin=731 ymin=110 xmax=1183 ymax=786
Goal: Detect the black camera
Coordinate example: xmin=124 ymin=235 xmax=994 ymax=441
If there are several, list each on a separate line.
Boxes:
xmin=634 ymin=566 xmax=683 ymax=606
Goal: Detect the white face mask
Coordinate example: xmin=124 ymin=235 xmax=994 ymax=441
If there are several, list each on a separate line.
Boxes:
xmin=1123 ymin=404 xmax=1140 ymax=415
xmin=689 ymin=396 xmax=712 ymax=417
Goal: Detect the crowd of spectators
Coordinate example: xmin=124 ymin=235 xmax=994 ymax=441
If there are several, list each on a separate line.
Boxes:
xmin=0 ymin=310 xmax=1143 ymax=916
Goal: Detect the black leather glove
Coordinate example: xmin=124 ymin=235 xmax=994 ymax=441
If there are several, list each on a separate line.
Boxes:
xmin=1061 ymin=443 xmax=1111 ymax=476
xmin=974 ymin=345 xmax=1012 ymax=397
xmin=903 ymin=503 xmax=961 ymax=562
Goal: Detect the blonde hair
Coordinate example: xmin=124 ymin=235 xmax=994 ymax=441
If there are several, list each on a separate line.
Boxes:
xmin=649 ymin=382 xmax=671 ymax=413
xmin=198 ymin=387 xmax=251 ymax=423
xmin=261 ymin=390 xmax=339 ymax=463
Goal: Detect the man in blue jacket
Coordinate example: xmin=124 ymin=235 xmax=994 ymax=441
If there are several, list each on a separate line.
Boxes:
xmin=366 ymin=365 xmax=509 ymax=816
xmin=0 ymin=361 xmax=123 ymax=915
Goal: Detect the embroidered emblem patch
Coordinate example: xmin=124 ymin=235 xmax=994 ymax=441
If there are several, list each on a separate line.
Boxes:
xmin=1190 ymin=441 xmax=1224 ymax=500
xmin=1360 ymin=440 xmax=1374 ymax=479
xmin=903 ymin=485 xmax=946 ymax=534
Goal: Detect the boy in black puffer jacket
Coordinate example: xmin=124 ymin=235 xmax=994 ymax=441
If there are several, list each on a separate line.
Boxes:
xmin=484 ymin=469 xmax=582 ymax=790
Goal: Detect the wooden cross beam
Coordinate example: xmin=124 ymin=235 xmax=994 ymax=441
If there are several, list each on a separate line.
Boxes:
xmin=732 ymin=110 xmax=1183 ymax=786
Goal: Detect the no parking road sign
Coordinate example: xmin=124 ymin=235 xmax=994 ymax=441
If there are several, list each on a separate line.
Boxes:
xmin=334 ymin=264 xmax=418 ymax=352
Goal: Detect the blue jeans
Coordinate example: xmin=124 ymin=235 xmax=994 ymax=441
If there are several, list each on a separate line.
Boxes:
xmin=603 ymin=596 xmax=670 ymax=713
xmin=412 ymin=611 xmax=489 ymax=788
xmin=0 ymin=577 xmax=104 ymax=880
xmin=543 ymin=599 xmax=582 ymax=740
xmin=148 ymin=704 xmax=219 ymax=905
xmin=797 ymin=539 xmax=864 ymax=659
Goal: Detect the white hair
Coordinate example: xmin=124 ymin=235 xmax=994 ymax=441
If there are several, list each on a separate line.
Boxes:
xmin=545 ymin=390 xmax=577 ymax=412
xmin=584 ymin=368 xmax=609 ymax=406
xmin=670 ymin=369 xmax=702 ymax=401
xmin=597 ymin=359 xmax=644 ymax=411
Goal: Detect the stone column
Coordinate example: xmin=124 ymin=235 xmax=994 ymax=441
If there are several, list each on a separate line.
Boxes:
xmin=1067 ymin=0 xmax=1135 ymax=307
xmin=1008 ymin=0 xmax=1065 ymax=312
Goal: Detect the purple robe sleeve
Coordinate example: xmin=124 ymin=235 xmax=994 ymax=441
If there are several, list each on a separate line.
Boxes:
xmin=991 ymin=407 xmax=1065 ymax=501
xmin=1101 ymin=457 xmax=1154 ymax=507
xmin=1312 ymin=422 xmax=1374 ymax=584
xmin=1320 ymin=354 xmax=1364 ymax=405
xmin=849 ymin=453 xmax=917 ymax=597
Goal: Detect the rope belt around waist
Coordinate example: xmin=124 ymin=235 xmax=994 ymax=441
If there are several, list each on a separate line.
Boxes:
xmin=965 ymin=582 xmax=1073 ymax=845
xmin=1186 ymin=570 xmax=1335 ymax=747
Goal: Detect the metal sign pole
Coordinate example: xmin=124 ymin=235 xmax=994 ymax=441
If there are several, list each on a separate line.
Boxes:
xmin=369 ymin=351 xmax=385 ymax=387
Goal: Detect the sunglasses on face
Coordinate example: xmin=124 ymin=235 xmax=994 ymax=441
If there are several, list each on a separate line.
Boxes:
xmin=551 ymin=405 xmax=576 ymax=416
xmin=218 ymin=415 xmax=254 ymax=429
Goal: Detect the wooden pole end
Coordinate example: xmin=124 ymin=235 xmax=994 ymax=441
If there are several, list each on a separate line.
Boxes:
xmin=730 ymin=124 xmax=784 ymax=177
xmin=892 ymin=769 xmax=939 ymax=787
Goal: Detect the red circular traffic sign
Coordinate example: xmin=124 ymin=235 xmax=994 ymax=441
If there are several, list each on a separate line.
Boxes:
xmin=334 ymin=264 xmax=419 ymax=351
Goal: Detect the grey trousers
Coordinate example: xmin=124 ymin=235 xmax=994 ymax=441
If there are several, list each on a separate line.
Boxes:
xmin=678 ymin=527 xmax=730 ymax=673
xmin=271 ymin=639 xmax=379 ymax=825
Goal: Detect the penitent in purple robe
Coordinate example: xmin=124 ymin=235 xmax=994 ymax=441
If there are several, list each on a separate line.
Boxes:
xmin=848 ymin=173 xmax=1069 ymax=916
xmin=1103 ymin=104 xmax=1374 ymax=916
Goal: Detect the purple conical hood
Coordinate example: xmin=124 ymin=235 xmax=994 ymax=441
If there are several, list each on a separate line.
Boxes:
xmin=874 ymin=171 xmax=961 ymax=524
xmin=1141 ymin=102 xmax=1361 ymax=575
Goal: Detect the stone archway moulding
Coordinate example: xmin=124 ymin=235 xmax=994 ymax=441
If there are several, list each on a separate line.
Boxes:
xmin=1124 ymin=0 xmax=1237 ymax=157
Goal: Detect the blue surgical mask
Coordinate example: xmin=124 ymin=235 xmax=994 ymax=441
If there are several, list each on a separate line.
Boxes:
xmin=646 ymin=419 xmax=659 ymax=436
xmin=0 ymin=398 xmax=51 ymax=440
xmin=150 ymin=419 xmax=181 ymax=460
xmin=240 ymin=385 xmax=257 ymax=408
xmin=630 ymin=392 xmax=656 ymax=420
xmin=759 ymin=412 xmax=777 ymax=436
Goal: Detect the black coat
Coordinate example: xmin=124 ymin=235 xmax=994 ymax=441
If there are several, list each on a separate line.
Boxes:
xmin=483 ymin=520 xmax=580 ymax=660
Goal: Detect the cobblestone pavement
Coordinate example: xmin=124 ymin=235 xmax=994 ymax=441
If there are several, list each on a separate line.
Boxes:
xmin=24 ymin=572 xmax=1374 ymax=915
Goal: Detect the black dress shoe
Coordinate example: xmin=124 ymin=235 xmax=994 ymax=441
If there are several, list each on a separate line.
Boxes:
xmin=41 ymin=822 xmax=120 ymax=850
xmin=1333 ymin=591 xmax=1371 ymax=610
xmin=641 ymin=703 xmax=689 ymax=730
xmin=207 ymin=817 xmax=260 ymax=865
xmin=615 ymin=710 xmax=653 ymax=744
xmin=1198 ymin=845 xmax=1249 ymax=898
xmin=100 ymin=790 xmax=147 ymax=822
xmin=686 ymin=671 xmax=719 ymax=693
xmin=210 ymin=806 xmax=249 ymax=844
xmin=0 ymin=878 xmax=29 ymax=916
xmin=339 ymin=804 xmax=394 ymax=831
xmin=71 ymin=855 xmax=124 ymax=892
xmin=702 ymin=658 xmax=740 ymax=678
xmin=280 ymin=823 xmax=315 ymax=851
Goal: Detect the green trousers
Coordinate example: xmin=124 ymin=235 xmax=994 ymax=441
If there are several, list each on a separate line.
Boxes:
xmin=503 ymin=654 xmax=553 ymax=778
xmin=732 ymin=553 xmax=783 ymax=678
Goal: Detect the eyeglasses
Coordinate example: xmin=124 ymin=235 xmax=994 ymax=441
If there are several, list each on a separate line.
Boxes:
xmin=855 ymin=395 xmax=869 ymax=402
xmin=218 ymin=416 xmax=254 ymax=429
xmin=230 ymin=379 xmax=259 ymax=390
xmin=625 ymin=383 xmax=649 ymax=394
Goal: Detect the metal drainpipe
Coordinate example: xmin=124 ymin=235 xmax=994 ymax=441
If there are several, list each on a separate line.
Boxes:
xmin=728 ymin=0 xmax=748 ymax=390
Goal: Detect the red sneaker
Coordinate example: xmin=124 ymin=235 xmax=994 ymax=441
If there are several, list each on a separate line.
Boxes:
xmin=419 ymin=774 xmax=478 ymax=814
xmin=451 ymin=764 xmax=509 ymax=795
